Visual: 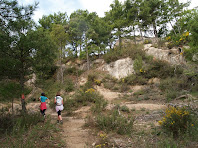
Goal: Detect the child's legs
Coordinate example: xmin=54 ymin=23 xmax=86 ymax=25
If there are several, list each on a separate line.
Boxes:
xmin=40 ymin=109 xmax=46 ymax=116
xmin=57 ymin=110 xmax=62 ymax=120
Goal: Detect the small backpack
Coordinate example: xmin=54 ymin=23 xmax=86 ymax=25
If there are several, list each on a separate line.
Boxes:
xmin=56 ymin=96 xmax=62 ymax=106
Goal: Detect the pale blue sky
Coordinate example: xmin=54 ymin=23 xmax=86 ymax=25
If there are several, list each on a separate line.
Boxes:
xmin=18 ymin=0 xmax=198 ymax=23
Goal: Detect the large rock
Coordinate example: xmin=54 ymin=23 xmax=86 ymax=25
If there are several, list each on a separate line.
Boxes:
xmin=144 ymin=44 xmax=185 ymax=65
xmin=99 ymin=57 xmax=135 ymax=79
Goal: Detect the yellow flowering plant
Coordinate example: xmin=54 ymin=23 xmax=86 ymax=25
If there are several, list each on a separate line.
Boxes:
xmin=94 ymin=79 xmax=101 ymax=86
xmin=158 ymin=106 xmax=192 ymax=137
xmin=85 ymin=88 xmax=95 ymax=94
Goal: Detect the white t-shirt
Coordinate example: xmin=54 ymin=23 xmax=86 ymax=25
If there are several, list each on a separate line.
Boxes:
xmin=55 ymin=96 xmax=63 ymax=106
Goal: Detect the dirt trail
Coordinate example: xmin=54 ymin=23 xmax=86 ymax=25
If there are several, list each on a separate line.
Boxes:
xmin=95 ymin=85 xmax=166 ymax=111
xmin=95 ymin=85 xmax=121 ymax=102
xmin=59 ymin=106 xmax=94 ymax=148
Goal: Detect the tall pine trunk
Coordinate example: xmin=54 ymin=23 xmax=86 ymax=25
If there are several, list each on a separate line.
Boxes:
xmin=85 ymin=40 xmax=89 ymax=70
xmin=118 ymin=28 xmax=122 ymax=50
xmin=153 ymin=23 xmax=158 ymax=38
xmin=20 ymin=59 xmax=26 ymax=112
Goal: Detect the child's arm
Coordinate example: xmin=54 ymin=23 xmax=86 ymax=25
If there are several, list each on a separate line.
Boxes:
xmin=54 ymin=97 xmax=56 ymax=104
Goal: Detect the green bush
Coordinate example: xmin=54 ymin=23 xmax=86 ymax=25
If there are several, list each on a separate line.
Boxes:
xmin=158 ymin=106 xmax=193 ymax=138
xmin=120 ymin=105 xmax=130 ymax=113
xmin=119 ymin=83 xmax=130 ymax=92
xmin=65 ymin=78 xmax=74 ymax=92
xmin=133 ymin=55 xmax=143 ymax=74
xmin=0 ymin=112 xmax=42 ymax=136
xmin=64 ymin=86 xmax=105 ymax=113
xmin=0 ymin=114 xmax=63 ymax=147
xmin=144 ymin=60 xmax=176 ymax=79
xmin=65 ymin=67 xmax=84 ymax=76
xmin=133 ymin=89 xmax=145 ymax=96
xmin=91 ymin=97 xmax=108 ymax=114
xmin=103 ymin=43 xmax=145 ymax=63
xmin=159 ymin=77 xmax=191 ymax=101
xmin=103 ymin=81 xmax=115 ymax=90
xmin=96 ymin=109 xmax=134 ymax=135
xmin=65 ymin=67 xmax=77 ymax=75
xmin=124 ymin=74 xmax=148 ymax=85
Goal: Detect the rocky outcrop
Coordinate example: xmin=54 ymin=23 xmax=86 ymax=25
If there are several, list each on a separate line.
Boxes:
xmin=144 ymin=44 xmax=185 ymax=65
xmin=98 ymin=57 xmax=135 ymax=79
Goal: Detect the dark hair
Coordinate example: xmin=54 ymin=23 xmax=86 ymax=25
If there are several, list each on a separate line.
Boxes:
xmin=56 ymin=92 xmax=60 ymax=96
xmin=41 ymin=92 xmax=45 ymax=96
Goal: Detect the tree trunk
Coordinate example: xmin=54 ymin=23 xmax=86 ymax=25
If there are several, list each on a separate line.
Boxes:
xmin=133 ymin=26 xmax=136 ymax=44
xmin=60 ymin=45 xmax=64 ymax=84
xmin=169 ymin=20 xmax=177 ymax=35
xmin=86 ymin=40 xmax=89 ymax=70
xmin=20 ymin=60 xmax=26 ymax=112
xmin=139 ymin=28 xmax=143 ymax=40
xmin=174 ymin=17 xmax=181 ymax=35
xmin=153 ymin=23 xmax=158 ymax=38
xmin=118 ymin=28 xmax=122 ymax=50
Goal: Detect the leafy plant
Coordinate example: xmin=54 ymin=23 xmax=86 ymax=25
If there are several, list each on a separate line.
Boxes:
xmin=96 ymin=109 xmax=134 ymax=135
xmin=64 ymin=78 xmax=74 ymax=92
xmin=158 ymin=106 xmax=192 ymax=138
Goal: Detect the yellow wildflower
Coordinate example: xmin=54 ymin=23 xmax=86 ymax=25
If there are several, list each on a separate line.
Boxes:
xmin=158 ymin=120 xmax=163 ymax=125
xmin=166 ymin=36 xmax=171 ymax=41
xmin=85 ymin=88 xmax=95 ymax=93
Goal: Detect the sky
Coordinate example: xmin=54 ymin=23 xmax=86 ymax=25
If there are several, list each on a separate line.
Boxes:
xmin=18 ymin=0 xmax=198 ymax=23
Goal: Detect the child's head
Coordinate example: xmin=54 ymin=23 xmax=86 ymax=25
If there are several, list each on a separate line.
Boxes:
xmin=56 ymin=92 xmax=60 ymax=96
xmin=41 ymin=92 xmax=45 ymax=96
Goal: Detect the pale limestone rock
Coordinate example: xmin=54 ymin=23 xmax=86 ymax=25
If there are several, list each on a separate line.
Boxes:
xmin=99 ymin=57 xmax=135 ymax=79
xmin=144 ymin=44 xmax=185 ymax=65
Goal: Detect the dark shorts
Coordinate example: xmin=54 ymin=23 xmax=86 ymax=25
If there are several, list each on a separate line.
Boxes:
xmin=57 ymin=110 xmax=61 ymax=116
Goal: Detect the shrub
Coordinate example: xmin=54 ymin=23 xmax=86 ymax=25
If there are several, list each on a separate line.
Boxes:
xmin=120 ymin=105 xmax=130 ymax=113
xmin=103 ymin=82 xmax=115 ymax=90
xmin=0 ymin=112 xmax=42 ymax=136
xmin=65 ymin=67 xmax=77 ymax=75
xmin=64 ymin=78 xmax=74 ymax=92
xmin=133 ymin=55 xmax=143 ymax=74
xmin=65 ymin=67 xmax=84 ymax=76
xmin=133 ymin=89 xmax=145 ymax=96
xmin=88 ymin=73 xmax=97 ymax=82
xmin=145 ymin=60 xmax=176 ymax=79
xmin=0 ymin=114 xmax=63 ymax=147
xmin=119 ymin=83 xmax=130 ymax=92
xmin=96 ymin=109 xmax=134 ymax=135
xmin=91 ymin=97 xmax=108 ymax=114
xmin=159 ymin=77 xmax=191 ymax=101
xmin=158 ymin=106 xmax=192 ymax=138
xmin=124 ymin=74 xmax=148 ymax=85
xmin=103 ymin=43 xmax=145 ymax=63
xmin=165 ymin=90 xmax=178 ymax=102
